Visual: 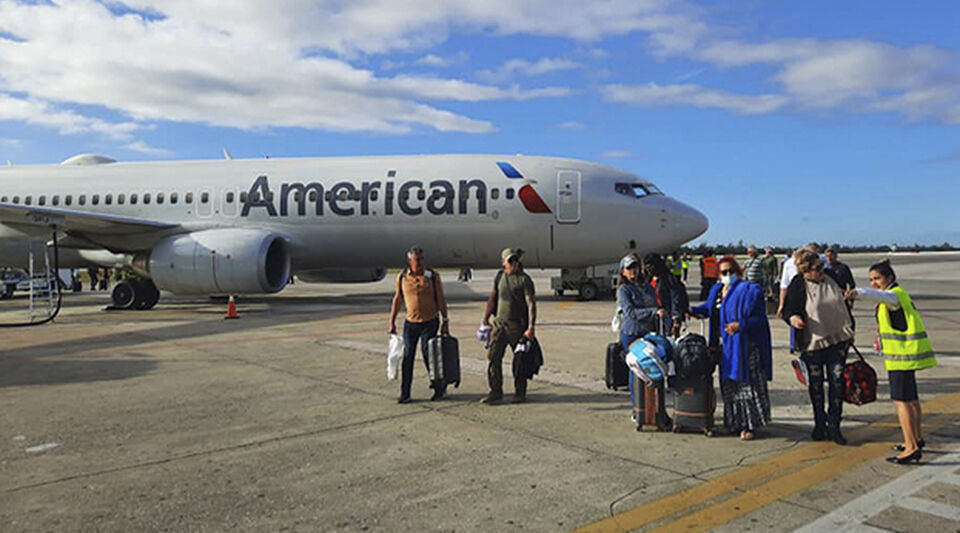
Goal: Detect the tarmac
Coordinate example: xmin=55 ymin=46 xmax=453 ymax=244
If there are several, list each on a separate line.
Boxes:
xmin=1 ymin=253 xmax=959 ymax=532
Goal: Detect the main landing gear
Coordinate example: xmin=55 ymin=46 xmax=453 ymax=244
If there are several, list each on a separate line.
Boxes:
xmin=110 ymin=278 xmax=160 ymax=310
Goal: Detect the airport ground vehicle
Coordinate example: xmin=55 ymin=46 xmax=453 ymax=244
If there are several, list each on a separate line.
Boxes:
xmin=550 ymin=264 xmax=619 ymax=300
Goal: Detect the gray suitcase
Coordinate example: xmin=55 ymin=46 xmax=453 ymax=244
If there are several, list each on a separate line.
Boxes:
xmin=427 ymin=335 xmax=461 ymax=387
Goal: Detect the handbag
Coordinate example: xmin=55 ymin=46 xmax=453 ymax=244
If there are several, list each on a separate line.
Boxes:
xmin=610 ymin=308 xmax=623 ymax=332
xmin=843 ymin=345 xmax=877 ymax=406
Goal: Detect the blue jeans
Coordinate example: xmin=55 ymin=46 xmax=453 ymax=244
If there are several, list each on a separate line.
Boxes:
xmin=401 ymin=318 xmax=440 ymax=399
xmin=622 ymin=332 xmax=641 ymax=407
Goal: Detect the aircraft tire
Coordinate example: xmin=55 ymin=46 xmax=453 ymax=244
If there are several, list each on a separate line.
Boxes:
xmin=579 ymin=282 xmax=598 ymax=301
xmin=139 ymin=280 xmax=160 ymax=310
xmin=111 ymin=280 xmax=138 ymax=309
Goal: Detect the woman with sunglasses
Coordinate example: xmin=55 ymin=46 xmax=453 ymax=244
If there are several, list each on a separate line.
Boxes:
xmin=781 ymin=249 xmax=855 ymax=445
xmin=690 ymin=256 xmax=772 ymax=440
xmin=846 ymin=260 xmax=936 ymax=464
xmin=617 ymin=254 xmax=667 ymax=422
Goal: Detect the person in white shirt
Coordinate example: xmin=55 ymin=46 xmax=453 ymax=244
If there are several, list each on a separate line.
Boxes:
xmin=778 ymin=243 xmax=822 ymax=318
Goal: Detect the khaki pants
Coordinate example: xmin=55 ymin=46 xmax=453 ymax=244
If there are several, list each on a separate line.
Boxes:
xmin=486 ymin=323 xmax=526 ymax=398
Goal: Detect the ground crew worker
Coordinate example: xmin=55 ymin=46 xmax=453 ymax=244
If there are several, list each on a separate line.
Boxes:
xmin=480 ymin=248 xmax=537 ymax=404
xmin=699 ymin=249 xmax=719 ymax=301
xmin=667 ymin=253 xmax=683 ymax=279
xmin=388 ymin=246 xmax=450 ymax=404
xmin=681 ymin=254 xmax=691 ymax=282
xmin=846 ymin=260 xmax=937 ymax=464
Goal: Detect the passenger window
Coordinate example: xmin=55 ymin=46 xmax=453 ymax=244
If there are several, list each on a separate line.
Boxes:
xmin=239 ymin=191 xmax=247 ymax=203
xmin=157 ymin=193 xmax=164 ymax=204
xmin=294 ymin=192 xmax=302 ymax=202
xmin=370 ymin=190 xmax=378 ymax=202
xmin=79 ymin=195 xmax=86 ymax=206
xmin=143 ymin=193 xmax=151 ymax=204
xmin=38 ymin=196 xmax=46 ymax=206
xmin=92 ymin=194 xmax=99 ymax=205
xmin=337 ymin=189 xmax=348 ymax=201
xmin=505 ymin=188 xmax=514 ymax=200
xmin=417 ymin=189 xmax=426 ymax=201
xmin=185 ymin=192 xmax=193 ymax=204
xmin=118 ymin=194 xmax=125 ymax=205
xmin=25 ymin=196 xmax=32 ymax=205
xmin=170 ymin=192 xmax=178 ymax=204
xmin=105 ymin=194 xmax=112 ymax=205
xmin=201 ymin=192 xmax=209 ymax=204
xmin=65 ymin=195 xmax=72 ymax=206
xmin=226 ymin=192 xmax=235 ymax=203
xmin=265 ymin=192 xmax=272 ymax=202
xmin=52 ymin=195 xmax=60 ymax=206
xmin=491 ymin=188 xmax=500 ymax=200
xmin=131 ymin=194 xmax=138 ymax=205
xmin=324 ymin=191 xmax=332 ymax=201
xmin=308 ymin=191 xmax=317 ymax=202
xmin=1 ymin=196 xmax=7 ymax=202
xmin=12 ymin=196 xmax=19 ymax=203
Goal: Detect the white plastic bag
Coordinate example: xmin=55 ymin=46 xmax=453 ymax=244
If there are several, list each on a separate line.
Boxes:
xmin=387 ymin=334 xmax=404 ymax=380
xmin=610 ymin=308 xmax=623 ymax=332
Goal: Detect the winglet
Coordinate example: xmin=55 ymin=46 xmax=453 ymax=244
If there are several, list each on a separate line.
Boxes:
xmin=222 ymin=148 xmax=232 ymax=160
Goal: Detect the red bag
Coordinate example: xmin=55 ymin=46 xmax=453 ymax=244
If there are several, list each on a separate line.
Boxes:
xmin=844 ymin=345 xmax=877 ymax=406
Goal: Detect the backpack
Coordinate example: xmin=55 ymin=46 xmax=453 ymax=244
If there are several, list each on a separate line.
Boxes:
xmin=625 ymin=336 xmax=671 ymax=386
xmin=674 ymin=333 xmax=713 ymax=380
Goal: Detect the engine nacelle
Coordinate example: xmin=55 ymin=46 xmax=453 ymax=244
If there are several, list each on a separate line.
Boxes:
xmin=148 ymin=229 xmax=291 ymax=294
xmin=296 ymin=268 xmax=388 ymax=283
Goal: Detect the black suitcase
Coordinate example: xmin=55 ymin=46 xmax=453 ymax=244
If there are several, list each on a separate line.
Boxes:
xmin=672 ymin=376 xmax=715 ymax=436
xmin=606 ymin=342 xmax=629 ymax=390
xmin=427 ymin=335 xmax=461 ymax=388
xmin=632 ymin=372 xmax=670 ymax=431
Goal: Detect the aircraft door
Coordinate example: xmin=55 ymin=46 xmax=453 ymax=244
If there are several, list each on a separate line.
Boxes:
xmin=556 ymin=170 xmax=581 ymax=224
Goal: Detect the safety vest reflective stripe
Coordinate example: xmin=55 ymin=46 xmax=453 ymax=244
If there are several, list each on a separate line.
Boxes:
xmin=882 ymin=350 xmax=936 ymax=362
xmin=880 ymin=332 xmax=930 ymax=341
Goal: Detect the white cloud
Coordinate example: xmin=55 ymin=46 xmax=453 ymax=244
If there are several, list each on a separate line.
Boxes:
xmin=123 ymin=141 xmax=173 ymax=157
xmin=600 ymin=150 xmax=631 ymax=158
xmin=477 ymin=58 xmax=582 ymax=83
xmin=603 ymin=83 xmax=788 ymax=114
xmin=556 ymin=121 xmax=584 ymax=129
xmin=414 ymin=52 xmax=468 ymax=67
xmin=0 ymin=0 xmax=604 ymax=138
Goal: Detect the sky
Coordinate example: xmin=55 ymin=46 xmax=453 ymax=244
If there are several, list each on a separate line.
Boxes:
xmin=0 ymin=0 xmax=957 ymax=246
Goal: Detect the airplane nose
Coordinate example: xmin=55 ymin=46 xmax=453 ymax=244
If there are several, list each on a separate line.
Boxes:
xmin=674 ymin=201 xmax=709 ymax=243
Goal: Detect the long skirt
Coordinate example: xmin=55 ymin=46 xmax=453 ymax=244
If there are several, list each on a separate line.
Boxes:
xmin=720 ymin=342 xmax=771 ymax=432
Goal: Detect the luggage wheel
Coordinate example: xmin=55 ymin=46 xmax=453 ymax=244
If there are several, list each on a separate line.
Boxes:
xmin=703 ymin=429 xmax=714 ymax=437
xmin=672 ymin=425 xmax=681 ymax=433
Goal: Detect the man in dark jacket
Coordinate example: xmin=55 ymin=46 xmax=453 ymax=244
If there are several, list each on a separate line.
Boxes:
xmin=824 ymin=248 xmax=855 ymax=292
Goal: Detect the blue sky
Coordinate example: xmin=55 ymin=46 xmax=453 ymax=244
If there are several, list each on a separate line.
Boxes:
xmin=0 ymin=0 xmax=957 ymax=246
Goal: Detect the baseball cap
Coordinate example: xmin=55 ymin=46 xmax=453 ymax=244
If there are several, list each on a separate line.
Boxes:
xmin=619 ymin=254 xmax=640 ymax=271
xmin=501 ymin=248 xmax=523 ymax=262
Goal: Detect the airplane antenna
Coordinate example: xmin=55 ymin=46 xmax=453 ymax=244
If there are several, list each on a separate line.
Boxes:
xmin=222 ymin=148 xmax=232 ymax=160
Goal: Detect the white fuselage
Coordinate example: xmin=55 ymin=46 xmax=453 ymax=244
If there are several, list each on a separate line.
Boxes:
xmin=0 ymin=154 xmax=708 ymax=273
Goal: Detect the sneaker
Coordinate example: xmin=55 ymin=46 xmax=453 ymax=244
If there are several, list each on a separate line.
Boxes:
xmin=829 ymin=428 xmax=848 ymax=446
xmin=481 ymin=395 xmax=502 ymax=405
xmin=630 ymin=413 xmax=639 ymax=424
xmin=397 ymin=396 xmax=411 ymax=404
xmin=811 ymin=426 xmax=827 ymax=441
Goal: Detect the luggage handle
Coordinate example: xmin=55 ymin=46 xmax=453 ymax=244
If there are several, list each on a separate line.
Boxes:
xmin=849 ymin=343 xmax=866 ymax=363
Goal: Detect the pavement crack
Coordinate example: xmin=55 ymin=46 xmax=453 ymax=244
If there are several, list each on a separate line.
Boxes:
xmin=1 ymin=409 xmax=428 ymax=495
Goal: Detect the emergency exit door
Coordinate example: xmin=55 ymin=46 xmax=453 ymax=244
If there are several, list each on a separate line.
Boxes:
xmin=556 ymin=170 xmax=581 ymax=223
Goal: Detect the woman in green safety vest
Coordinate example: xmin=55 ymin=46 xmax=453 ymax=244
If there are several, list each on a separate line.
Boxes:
xmin=846 ymin=260 xmax=936 ymax=464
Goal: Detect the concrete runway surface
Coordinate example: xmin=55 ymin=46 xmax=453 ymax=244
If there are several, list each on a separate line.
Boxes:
xmin=1 ymin=253 xmax=959 ymax=532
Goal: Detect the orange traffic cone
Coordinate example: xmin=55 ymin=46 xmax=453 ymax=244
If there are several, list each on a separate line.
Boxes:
xmin=225 ymin=293 xmax=239 ymax=319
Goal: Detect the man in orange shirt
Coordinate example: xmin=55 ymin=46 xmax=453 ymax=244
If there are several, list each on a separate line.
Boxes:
xmin=388 ymin=246 xmax=450 ymax=403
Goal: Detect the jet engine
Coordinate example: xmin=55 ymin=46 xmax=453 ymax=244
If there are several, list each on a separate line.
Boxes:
xmin=147 ymin=229 xmax=291 ymax=294
xmin=296 ymin=268 xmax=388 ymax=283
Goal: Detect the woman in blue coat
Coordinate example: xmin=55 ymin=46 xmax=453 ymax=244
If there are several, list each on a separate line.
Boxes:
xmin=690 ymin=256 xmax=772 ymax=440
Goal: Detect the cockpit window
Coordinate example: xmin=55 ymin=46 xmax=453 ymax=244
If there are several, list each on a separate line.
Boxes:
xmin=615 ymin=182 xmax=664 ymax=198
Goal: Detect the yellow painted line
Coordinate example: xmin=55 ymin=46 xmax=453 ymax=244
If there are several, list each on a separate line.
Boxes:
xmin=558 ymin=301 xmax=576 ymax=310
xmin=574 ymin=443 xmax=843 ymax=533
xmin=574 ymin=391 xmax=960 ymax=533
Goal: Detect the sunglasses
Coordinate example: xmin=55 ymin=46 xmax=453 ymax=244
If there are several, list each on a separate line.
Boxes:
xmin=719 ymin=269 xmax=735 ymax=275
xmin=507 ymin=257 xmax=519 ymax=264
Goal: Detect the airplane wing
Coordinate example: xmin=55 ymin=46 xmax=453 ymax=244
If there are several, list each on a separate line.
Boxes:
xmin=0 ymin=202 xmax=178 ymax=235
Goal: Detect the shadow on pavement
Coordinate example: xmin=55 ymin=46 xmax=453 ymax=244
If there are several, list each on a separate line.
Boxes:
xmin=0 ymin=357 xmax=159 ymax=387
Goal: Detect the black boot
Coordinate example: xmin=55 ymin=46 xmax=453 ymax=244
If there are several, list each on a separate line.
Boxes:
xmin=811 ymin=425 xmax=827 ymax=441
xmin=828 ymin=427 xmax=847 ymax=446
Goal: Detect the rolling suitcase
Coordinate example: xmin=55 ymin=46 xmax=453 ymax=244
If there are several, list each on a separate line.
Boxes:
xmin=605 ymin=342 xmax=629 ymax=391
xmin=672 ymin=375 xmax=716 ymax=436
xmin=427 ymin=335 xmax=461 ymax=388
xmin=632 ymin=372 xmax=670 ymax=432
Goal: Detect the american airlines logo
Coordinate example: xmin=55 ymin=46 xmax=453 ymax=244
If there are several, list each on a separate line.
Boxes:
xmin=241 ymin=165 xmax=552 ymax=217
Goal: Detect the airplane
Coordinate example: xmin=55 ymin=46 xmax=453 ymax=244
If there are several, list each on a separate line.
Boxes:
xmin=0 ymin=153 xmax=708 ymax=310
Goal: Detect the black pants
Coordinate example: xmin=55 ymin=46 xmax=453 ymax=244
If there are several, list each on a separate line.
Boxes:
xmin=401 ymin=318 xmax=441 ymax=399
xmin=802 ymin=344 xmax=846 ymax=431
xmin=699 ymin=278 xmax=717 ymax=301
